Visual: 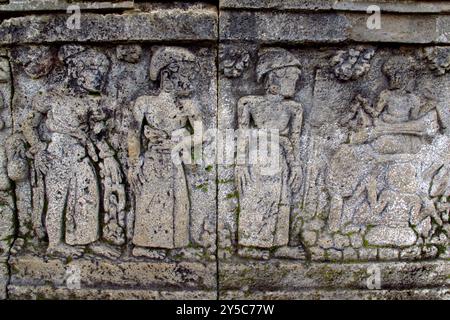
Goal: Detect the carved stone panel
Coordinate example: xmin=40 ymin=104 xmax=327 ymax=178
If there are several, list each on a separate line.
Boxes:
xmin=0 ymin=53 xmax=14 ymax=300
xmin=0 ymin=2 xmax=218 ymax=299
xmin=218 ymin=42 xmax=450 ymax=298
xmin=6 ymin=42 xmax=218 ymax=299
xmin=0 ymin=0 xmax=449 ymax=301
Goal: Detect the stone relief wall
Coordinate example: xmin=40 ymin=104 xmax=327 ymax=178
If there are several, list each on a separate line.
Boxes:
xmin=0 ymin=0 xmax=449 ymax=300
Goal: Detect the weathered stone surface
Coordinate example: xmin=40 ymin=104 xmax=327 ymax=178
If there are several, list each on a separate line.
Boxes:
xmin=221 ymin=10 xmax=450 ymax=44
xmin=8 ymin=286 xmax=216 ymax=300
xmin=220 ymin=11 xmax=350 ymax=43
xmin=219 ymin=261 xmax=450 ymax=293
xmin=10 ymin=254 xmax=216 ymax=294
xmin=0 ymin=1 xmax=134 ymax=12
xmin=220 ymin=0 xmax=450 ymax=14
xmin=0 ymin=3 xmax=218 ymax=300
xmin=0 ymin=7 xmax=218 ymax=44
xmin=0 ymin=260 xmax=8 ymax=299
xmin=221 ymin=288 xmax=450 ymax=300
xmin=217 ymin=2 xmax=450 ymax=300
xmin=0 ymin=0 xmax=449 ymax=301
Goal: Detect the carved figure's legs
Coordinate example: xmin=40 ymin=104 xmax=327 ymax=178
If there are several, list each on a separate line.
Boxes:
xmin=45 ymin=164 xmax=83 ymax=258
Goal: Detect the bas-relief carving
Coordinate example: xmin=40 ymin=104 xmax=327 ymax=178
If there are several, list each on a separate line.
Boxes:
xmin=331 ymin=47 xmax=375 ymax=81
xmin=329 ymin=57 xmax=440 ymax=234
xmin=316 ymin=49 xmax=450 ymax=260
xmin=221 ymin=45 xmax=449 ymax=262
xmin=235 ymin=48 xmax=305 ymax=260
xmin=0 ymin=41 xmax=448 ymax=293
xmin=219 ymin=46 xmax=250 ymax=78
xmin=128 ymin=46 xmax=203 ymax=259
xmin=3 ymin=44 xmax=217 ymax=266
xmin=124 ymin=46 xmax=217 ymax=262
xmin=423 ymin=46 xmax=450 ymax=76
xmin=0 ymin=55 xmax=14 ymax=261
xmin=17 ymin=46 xmax=126 ymax=258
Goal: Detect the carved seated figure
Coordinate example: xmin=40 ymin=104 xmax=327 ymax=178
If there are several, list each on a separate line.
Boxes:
xmin=363 ymin=163 xmax=423 ymax=246
xmin=328 ymin=56 xmax=442 ymax=236
xmin=350 ymin=56 xmax=439 ymax=155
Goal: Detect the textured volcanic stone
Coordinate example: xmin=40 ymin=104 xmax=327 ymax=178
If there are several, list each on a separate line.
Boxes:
xmin=0 ymin=1 xmax=134 ymax=12
xmin=217 ymin=1 xmax=450 ymax=301
xmin=0 ymin=0 xmax=449 ymax=301
xmin=0 ymin=8 xmax=218 ymax=44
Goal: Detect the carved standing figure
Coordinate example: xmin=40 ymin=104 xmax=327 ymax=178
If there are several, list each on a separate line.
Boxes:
xmin=236 ymin=48 xmax=304 ymax=259
xmin=22 ymin=46 xmax=125 ymax=258
xmin=128 ymin=47 xmax=201 ymax=258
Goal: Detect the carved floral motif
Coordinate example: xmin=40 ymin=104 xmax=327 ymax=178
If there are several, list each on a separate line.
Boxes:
xmin=331 ymin=47 xmax=375 ymax=81
xmin=219 ymin=46 xmax=250 ymax=78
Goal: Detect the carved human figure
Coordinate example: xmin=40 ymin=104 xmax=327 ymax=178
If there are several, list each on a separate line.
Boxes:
xmin=236 ymin=48 xmax=304 ymax=259
xmin=328 ymin=55 xmax=441 ymax=234
xmin=364 ymin=163 xmax=441 ymax=246
xmin=22 ymin=46 xmax=125 ymax=258
xmin=350 ymin=56 xmax=439 ymax=154
xmin=128 ymin=47 xmax=201 ymax=258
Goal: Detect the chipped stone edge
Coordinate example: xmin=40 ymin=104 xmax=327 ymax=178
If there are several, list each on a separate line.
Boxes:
xmin=219 ymin=10 xmax=450 ymax=44
xmin=0 ymin=9 xmax=219 ymax=44
xmin=0 ymin=1 xmax=135 ymax=12
xmin=220 ymin=0 xmax=450 ymax=14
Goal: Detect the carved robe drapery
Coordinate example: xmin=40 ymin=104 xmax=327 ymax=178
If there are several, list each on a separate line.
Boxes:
xmin=236 ymin=96 xmax=302 ymax=248
xmin=132 ymin=93 xmax=190 ymax=249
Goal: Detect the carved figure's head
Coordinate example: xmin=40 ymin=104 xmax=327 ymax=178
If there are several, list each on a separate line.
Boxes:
xmin=257 ymin=48 xmax=301 ymax=98
xmin=59 ymin=45 xmax=110 ymax=94
xmin=382 ymin=56 xmax=415 ymax=90
xmin=150 ymin=47 xmax=199 ymax=98
xmin=386 ymin=163 xmax=418 ymax=194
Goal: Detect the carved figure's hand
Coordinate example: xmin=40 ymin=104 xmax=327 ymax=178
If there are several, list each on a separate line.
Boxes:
xmin=144 ymin=126 xmax=169 ymax=145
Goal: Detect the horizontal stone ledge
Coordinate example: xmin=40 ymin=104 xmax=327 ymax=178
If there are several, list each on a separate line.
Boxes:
xmin=219 ymin=260 xmax=450 ymax=291
xmin=10 ymin=255 xmax=217 ymax=291
xmin=8 ymin=285 xmax=217 ymax=300
xmin=0 ymin=1 xmax=135 ymax=12
xmin=221 ymin=288 xmax=450 ymax=300
xmin=220 ymin=11 xmax=450 ymax=44
xmin=220 ymin=0 xmax=450 ymax=14
xmin=0 ymin=9 xmax=218 ymax=44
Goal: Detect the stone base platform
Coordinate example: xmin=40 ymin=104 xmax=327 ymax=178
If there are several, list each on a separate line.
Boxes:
xmin=221 ymin=289 xmax=449 ymax=300
xmin=8 ymin=254 xmax=217 ymax=300
xmin=219 ymin=260 xmax=450 ymax=300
